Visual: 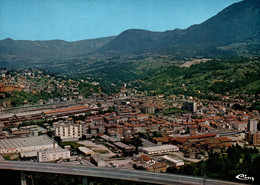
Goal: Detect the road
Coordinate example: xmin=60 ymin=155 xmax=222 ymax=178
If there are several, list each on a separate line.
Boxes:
xmin=0 ymin=161 xmax=245 ymax=185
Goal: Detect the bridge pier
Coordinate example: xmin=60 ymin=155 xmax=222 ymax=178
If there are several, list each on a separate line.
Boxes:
xmin=21 ymin=172 xmax=27 ymax=185
xmin=82 ymin=177 xmax=93 ymax=185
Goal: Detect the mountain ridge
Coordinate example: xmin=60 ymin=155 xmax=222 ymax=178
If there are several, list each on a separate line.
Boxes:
xmin=0 ymin=36 xmax=115 ymax=60
xmin=0 ymin=0 xmax=260 ymax=69
xmin=96 ymin=0 xmax=260 ymax=56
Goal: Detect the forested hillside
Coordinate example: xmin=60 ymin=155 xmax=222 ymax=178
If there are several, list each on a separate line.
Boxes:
xmin=133 ymin=57 xmax=260 ymax=97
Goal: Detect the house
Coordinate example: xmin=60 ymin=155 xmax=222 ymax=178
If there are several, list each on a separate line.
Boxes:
xmin=153 ymin=137 xmax=170 ymax=145
xmin=233 ymin=121 xmax=247 ymax=131
xmin=105 ymin=124 xmax=124 ymax=137
xmin=138 ymin=154 xmax=155 ymax=166
xmin=137 ymin=114 xmax=149 ymax=121
xmin=146 ymin=162 xmax=168 ymax=172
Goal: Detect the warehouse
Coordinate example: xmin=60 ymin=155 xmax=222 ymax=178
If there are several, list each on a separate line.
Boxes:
xmin=162 ymin=155 xmax=185 ymax=167
xmin=140 ymin=145 xmax=179 ymax=155
xmin=78 ymin=146 xmax=95 ymax=156
xmin=0 ymin=135 xmax=58 ymax=154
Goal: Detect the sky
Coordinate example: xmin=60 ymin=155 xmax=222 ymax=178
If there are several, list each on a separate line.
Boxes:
xmin=0 ymin=0 xmax=241 ymax=41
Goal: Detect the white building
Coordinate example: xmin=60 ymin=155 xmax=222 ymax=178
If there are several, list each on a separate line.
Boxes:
xmin=233 ymin=122 xmax=247 ymax=131
xmin=248 ymin=119 xmax=258 ymax=133
xmin=54 ymin=123 xmax=82 ymax=140
xmin=162 ymin=155 xmax=185 ymax=167
xmin=140 ymin=145 xmax=179 ymax=155
xmin=0 ymin=135 xmax=58 ymax=154
xmin=37 ymin=148 xmax=70 ymax=162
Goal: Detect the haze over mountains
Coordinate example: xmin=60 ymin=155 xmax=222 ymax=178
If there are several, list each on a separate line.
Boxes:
xmin=0 ymin=0 xmax=259 ymax=67
xmin=0 ymin=36 xmax=114 ymax=60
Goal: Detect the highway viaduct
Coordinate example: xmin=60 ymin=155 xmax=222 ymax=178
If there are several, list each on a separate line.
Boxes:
xmin=0 ymin=161 xmax=245 ymax=185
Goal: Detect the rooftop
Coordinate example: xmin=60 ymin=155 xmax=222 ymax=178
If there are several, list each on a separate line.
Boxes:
xmin=141 ymin=145 xmax=179 ymax=152
xmin=0 ymin=135 xmax=55 ymax=150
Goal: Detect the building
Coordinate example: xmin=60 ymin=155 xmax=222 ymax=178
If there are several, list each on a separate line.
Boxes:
xmin=114 ymin=142 xmax=135 ymax=154
xmin=182 ymin=101 xmax=197 ymax=113
xmin=137 ymin=114 xmax=149 ymax=121
xmin=90 ymin=154 xmax=106 ymax=167
xmin=246 ymin=119 xmax=259 ymax=144
xmin=253 ymin=132 xmax=260 ymax=146
xmin=37 ymin=148 xmax=70 ymax=162
xmin=0 ymin=135 xmax=58 ymax=154
xmin=78 ymin=146 xmax=95 ymax=156
xmin=162 ymin=155 xmax=185 ymax=167
xmin=105 ymin=124 xmax=124 ymax=137
xmin=146 ymin=162 xmax=168 ymax=172
xmin=54 ymin=123 xmax=82 ymax=141
xmin=248 ymin=119 xmax=258 ymax=134
xmin=142 ymin=104 xmax=155 ymax=114
xmin=140 ymin=145 xmax=179 ymax=155
xmin=171 ymin=134 xmax=217 ymax=146
xmin=233 ymin=122 xmax=247 ymax=131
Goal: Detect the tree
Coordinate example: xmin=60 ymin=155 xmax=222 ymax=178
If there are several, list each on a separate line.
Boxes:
xmin=152 ymin=131 xmax=162 ymax=137
xmin=132 ymin=136 xmax=142 ymax=154
xmin=54 ymin=136 xmax=61 ymax=145
xmin=47 ymin=131 xmax=53 ymax=138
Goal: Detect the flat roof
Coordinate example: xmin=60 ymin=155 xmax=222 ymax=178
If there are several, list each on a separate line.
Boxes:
xmin=0 ymin=135 xmax=55 ymax=150
xmin=114 ymin=142 xmax=134 ymax=150
xmin=162 ymin=155 xmax=183 ymax=163
xmin=100 ymin=135 xmax=116 ymax=143
xmin=78 ymin=147 xmax=93 ymax=154
xmin=141 ymin=145 xmax=179 ymax=152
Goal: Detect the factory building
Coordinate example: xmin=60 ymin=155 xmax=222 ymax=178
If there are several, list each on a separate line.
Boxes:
xmin=162 ymin=155 xmax=185 ymax=167
xmin=0 ymin=135 xmax=58 ymax=154
xmin=140 ymin=145 xmax=179 ymax=155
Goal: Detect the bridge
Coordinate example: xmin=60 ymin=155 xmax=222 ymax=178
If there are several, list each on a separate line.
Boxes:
xmin=0 ymin=161 xmax=244 ymax=185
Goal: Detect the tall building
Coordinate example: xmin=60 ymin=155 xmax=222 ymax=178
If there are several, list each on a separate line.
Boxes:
xmin=248 ymin=119 xmax=258 ymax=134
xmin=54 ymin=123 xmax=82 ymax=141
xmin=182 ymin=101 xmax=197 ymax=113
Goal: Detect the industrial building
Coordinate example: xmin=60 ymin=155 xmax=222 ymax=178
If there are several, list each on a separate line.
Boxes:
xmin=0 ymin=135 xmax=58 ymax=154
xmin=162 ymin=155 xmax=184 ymax=167
xmin=37 ymin=148 xmax=70 ymax=162
xmin=78 ymin=146 xmax=95 ymax=156
xmin=140 ymin=145 xmax=179 ymax=155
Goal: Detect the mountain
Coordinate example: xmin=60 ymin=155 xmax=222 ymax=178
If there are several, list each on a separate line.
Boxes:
xmin=0 ymin=0 xmax=259 ymax=73
xmin=0 ymin=36 xmax=115 ymax=60
xmin=97 ymin=0 xmax=260 ymax=57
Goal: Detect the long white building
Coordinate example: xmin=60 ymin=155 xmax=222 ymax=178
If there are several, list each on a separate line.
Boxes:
xmin=54 ymin=123 xmax=82 ymax=140
xmin=37 ymin=148 xmax=70 ymax=162
xmin=162 ymin=155 xmax=185 ymax=167
xmin=140 ymin=145 xmax=179 ymax=155
xmin=0 ymin=135 xmax=58 ymax=154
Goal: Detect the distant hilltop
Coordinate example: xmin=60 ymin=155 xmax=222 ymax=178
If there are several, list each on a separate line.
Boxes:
xmin=1 ymin=0 xmax=259 ymax=63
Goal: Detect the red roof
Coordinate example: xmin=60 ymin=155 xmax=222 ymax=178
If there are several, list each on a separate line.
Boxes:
xmin=44 ymin=105 xmax=89 ymax=114
xmin=171 ymin=134 xmax=216 ymax=143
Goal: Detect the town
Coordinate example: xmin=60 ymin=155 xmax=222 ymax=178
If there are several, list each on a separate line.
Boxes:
xmin=0 ymin=68 xmax=259 ymax=177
